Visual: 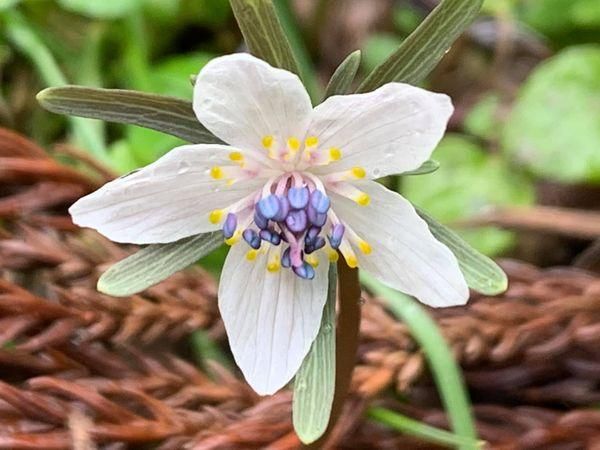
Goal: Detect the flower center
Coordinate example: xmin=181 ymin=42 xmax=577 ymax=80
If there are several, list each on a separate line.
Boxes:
xmin=222 ymin=172 xmax=343 ymax=279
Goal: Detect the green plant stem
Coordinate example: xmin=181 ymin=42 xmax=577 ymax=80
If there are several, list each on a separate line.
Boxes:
xmin=360 ymin=273 xmax=478 ymax=450
xmin=2 ymin=10 xmax=107 ymax=161
xmin=307 ymin=260 xmax=361 ymax=448
xmin=368 ymin=407 xmax=484 ymax=449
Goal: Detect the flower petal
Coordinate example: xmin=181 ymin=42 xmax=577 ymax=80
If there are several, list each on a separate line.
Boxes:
xmin=69 ymin=144 xmax=266 ymax=244
xmin=194 ymin=53 xmax=313 ymax=151
xmin=330 ymin=181 xmax=468 ymax=307
xmin=218 ymin=243 xmax=329 ymax=395
xmin=308 ymin=83 xmax=453 ymax=179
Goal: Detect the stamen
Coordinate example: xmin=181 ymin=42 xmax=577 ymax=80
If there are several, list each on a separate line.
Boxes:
xmin=287 ymin=186 xmax=309 ymax=209
xmin=293 ymin=262 xmax=315 ymax=280
xmin=225 ymin=230 xmax=242 ymax=246
xmin=281 ymin=248 xmax=291 ymax=268
xmin=307 ymin=206 xmax=327 ymax=227
xmin=262 ymin=135 xmax=274 ymax=149
xmin=272 ymin=196 xmax=290 ymax=222
xmin=340 ymin=240 xmax=358 ymax=268
xmin=327 ymin=248 xmax=339 ymax=262
xmin=305 ymin=136 xmax=319 ymax=148
xmin=310 ymin=190 xmax=331 ymax=214
xmin=210 ymin=166 xmax=224 ymax=179
xmin=229 ymin=152 xmax=244 ymax=164
xmin=209 ymin=209 xmax=224 ymax=224
xmin=257 ymin=195 xmax=280 ymax=219
xmin=287 ymin=137 xmax=300 ymax=152
xmin=285 ymin=209 xmax=308 ymax=233
xmin=246 ymin=249 xmax=258 ymax=261
xmin=329 ymin=147 xmax=342 ymax=161
xmin=222 ymin=213 xmax=237 ymax=239
xmin=328 ymin=224 xmax=345 ymax=249
xmin=355 ymin=192 xmax=371 ymax=206
xmin=267 ymin=248 xmax=281 ymax=273
xmin=305 ymin=253 xmax=319 ymax=268
xmin=350 ymin=167 xmax=366 ymax=179
xmin=242 ymin=229 xmax=261 ymax=249
xmin=358 ymin=239 xmax=372 ymax=254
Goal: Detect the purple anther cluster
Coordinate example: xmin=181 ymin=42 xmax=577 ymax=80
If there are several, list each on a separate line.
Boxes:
xmin=222 ymin=185 xmax=345 ymax=279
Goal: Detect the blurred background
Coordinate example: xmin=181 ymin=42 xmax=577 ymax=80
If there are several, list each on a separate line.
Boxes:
xmin=1 ymin=0 xmax=599 ymax=271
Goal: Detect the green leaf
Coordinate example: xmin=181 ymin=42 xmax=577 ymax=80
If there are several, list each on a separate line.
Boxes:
xmin=58 ymin=0 xmax=142 ymax=18
xmin=404 ymin=135 xmax=534 ymax=256
xmin=229 ymin=0 xmax=300 ymax=75
xmin=502 ymin=45 xmax=600 ymax=184
xmin=416 ymin=207 xmax=508 ymax=295
xmin=368 ymin=407 xmax=484 ymax=449
xmin=358 ymin=0 xmax=483 ymax=92
xmin=362 ymin=34 xmax=403 ymax=74
xmin=403 ymin=159 xmax=440 ymax=176
xmin=37 ymin=86 xmax=221 ymax=145
xmin=360 ymin=274 xmax=478 ymax=449
xmin=97 ymin=232 xmax=223 ymax=296
xmin=324 ymin=50 xmax=362 ymax=99
xmin=293 ymin=264 xmax=337 ymax=444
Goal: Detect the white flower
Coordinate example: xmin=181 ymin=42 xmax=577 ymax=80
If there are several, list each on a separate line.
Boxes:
xmin=70 ymin=53 xmax=468 ymax=395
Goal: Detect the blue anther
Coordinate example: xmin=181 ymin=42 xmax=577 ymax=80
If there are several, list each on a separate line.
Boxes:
xmin=270 ymin=232 xmax=282 ymax=245
xmin=259 ymin=229 xmax=273 ymax=242
xmin=281 ymin=247 xmax=291 ymax=268
xmin=254 ymin=209 xmax=268 ymax=229
xmin=285 ymin=209 xmax=308 ymax=233
xmin=257 ymin=195 xmax=280 ymax=219
xmin=242 ymin=229 xmax=261 ymax=249
xmin=222 ymin=213 xmax=237 ymax=239
xmin=272 ymin=196 xmax=290 ymax=222
xmin=287 ymin=187 xmax=309 ymax=209
xmin=304 ymin=226 xmax=321 ymax=246
xmin=293 ymin=262 xmax=315 ymax=280
xmin=328 ymin=224 xmax=345 ymax=249
xmin=307 ymin=205 xmax=327 ymax=227
xmin=310 ymin=190 xmax=331 ymax=214
xmin=304 ymin=236 xmax=325 ymax=254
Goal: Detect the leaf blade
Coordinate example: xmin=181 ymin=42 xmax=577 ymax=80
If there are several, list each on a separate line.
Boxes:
xmin=416 ymin=207 xmax=508 ymax=295
xmin=324 ymin=50 xmax=362 ymax=99
xmin=97 ymin=232 xmax=223 ymax=297
xmin=358 ymin=0 xmax=483 ymax=92
xmin=37 ymin=86 xmax=221 ymax=145
xmin=293 ymin=264 xmax=337 ymax=444
xmin=229 ymin=0 xmax=300 ymax=75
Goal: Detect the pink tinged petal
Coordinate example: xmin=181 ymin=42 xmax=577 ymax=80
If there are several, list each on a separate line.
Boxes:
xmin=193 ymin=53 xmax=313 ymax=152
xmin=69 ymin=144 xmax=266 ymax=244
xmin=218 ymin=243 xmax=329 ymax=395
xmin=330 ymin=181 xmax=468 ymax=307
xmin=308 ymin=83 xmax=453 ymax=179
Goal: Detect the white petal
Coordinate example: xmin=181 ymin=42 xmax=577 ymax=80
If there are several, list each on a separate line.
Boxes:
xmin=218 ymin=243 xmax=329 ymax=395
xmin=330 ymin=181 xmax=468 ymax=307
xmin=194 ymin=53 xmax=313 ymax=151
xmin=308 ymin=83 xmax=453 ymax=179
xmin=69 ymin=144 xmax=266 ymax=244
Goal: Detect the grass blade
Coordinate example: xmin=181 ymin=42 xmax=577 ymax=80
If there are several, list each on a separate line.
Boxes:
xmin=368 ymin=407 xmax=483 ymax=449
xmin=293 ymin=264 xmax=337 ymax=444
xmin=360 ymin=273 xmax=478 ymax=449
xmin=98 ymin=232 xmax=223 ymax=296
xmin=358 ymin=0 xmax=483 ymax=92
xmin=229 ymin=0 xmax=300 ymax=75
xmin=37 ymin=86 xmax=221 ymax=145
xmin=416 ymin=207 xmax=508 ymax=295
xmin=3 ymin=11 xmax=107 ymax=161
xmin=324 ymin=50 xmax=362 ymax=99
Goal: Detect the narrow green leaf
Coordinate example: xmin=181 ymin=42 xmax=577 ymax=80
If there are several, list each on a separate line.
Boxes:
xmin=324 ymin=50 xmax=362 ymax=99
xmin=3 ymin=11 xmax=107 ymax=161
xmin=403 ymin=159 xmax=440 ymax=176
xmin=368 ymin=407 xmax=484 ymax=449
xmin=230 ymin=0 xmax=300 ymax=75
xmin=293 ymin=264 xmax=337 ymax=444
xmin=98 ymin=232 xmax=223 ymax=297
xmin=416 ymin=207 xmax=508 ymax=295
xmin=360 ymin=273 xmax=478 ymax=449
xmin=37 ymin=86 xmax=221 ymax=145
xmin=358 ymin=0 xmax=483 ymax=92
xmin=191 ymin=329 xmax=233 ymax=377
